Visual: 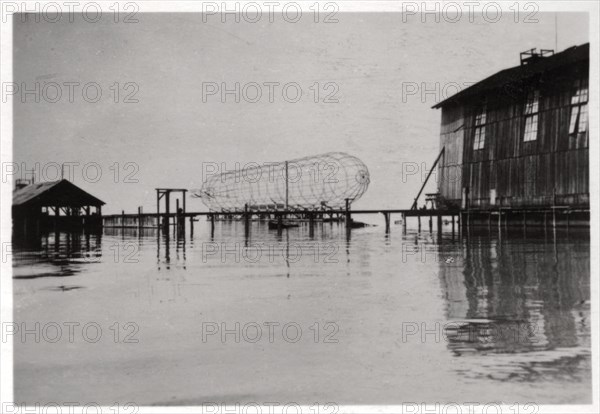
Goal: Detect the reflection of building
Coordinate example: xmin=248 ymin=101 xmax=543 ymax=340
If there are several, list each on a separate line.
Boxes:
xmin=12 ymin=231 xmax=103 ymax=279
xmin=434 ymin=44 xmax=589 ymax=210
xmin=437 ymin=230 xmax=590 ymax=356
xmin=13 ymin=179 xmax=105 ymax=231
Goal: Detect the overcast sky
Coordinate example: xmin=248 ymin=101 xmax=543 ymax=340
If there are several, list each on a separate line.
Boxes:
xmin=13 ymin=12 xmax=588 ymax=213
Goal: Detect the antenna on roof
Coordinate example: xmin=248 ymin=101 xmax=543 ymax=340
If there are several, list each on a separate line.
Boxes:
xmin=25 ymin=168 xmax=35 ymax=184
xmin=520 ymin=48 xmax=554 ymax=65
xmin=555 ymin=13 xmax=558 ymax=52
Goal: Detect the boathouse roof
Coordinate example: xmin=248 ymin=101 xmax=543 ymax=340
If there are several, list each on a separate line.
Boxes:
xmin=13 ymin=179 xmax=105 ymax=207
xmin=433 ymin=42 xmax=589 ymax=109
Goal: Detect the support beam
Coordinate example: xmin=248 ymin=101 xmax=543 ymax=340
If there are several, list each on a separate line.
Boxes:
xmin=164 ymin=190 xmax=171 ymax=232
xmin=285 ymin=161 xmax=289 ymax=210
xmin=176 ymin=198 xmax=180 ymax=230
xmin=411 ymin=147 xmax=445 ymax=210
xmin=244 ymin=206 xmax=250 ymax=238
xmin=345 ymin=198 xmax=351 ymax=228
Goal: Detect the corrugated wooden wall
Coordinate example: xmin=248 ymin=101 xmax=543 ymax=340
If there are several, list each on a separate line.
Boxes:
xmin=438 ymin=105 xmax=464 ymax=206
xmin=438 ymin=64 xmax=589 ymax=209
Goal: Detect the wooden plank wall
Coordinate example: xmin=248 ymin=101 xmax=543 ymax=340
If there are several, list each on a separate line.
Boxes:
xmin=437 ymin=63 xmax=589 ymax=209
xmin=438 ymin=105 xmax=464 ymax=207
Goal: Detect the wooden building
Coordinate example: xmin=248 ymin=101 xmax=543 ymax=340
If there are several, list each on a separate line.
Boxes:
xmin=12 ymin=179 xmax=105 ymax=232
xmin=433 ymin=43 xmax=589 ymax=213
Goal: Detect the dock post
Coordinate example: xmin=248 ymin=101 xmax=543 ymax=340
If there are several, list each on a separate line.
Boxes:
xmin=285 ymin=161 xmax=289 ymax=210
xmin=164 ymin=190 xmax=171 ymax=233
xmin=451 ymin=215 xmax=455 ymax=233
xmin=121 ymin=210 xmax=125 ymax=230
xmin=277 ymin=213 xmax=283 ymax=231
xmin=244 ymin=204 xmax=250 ymax=229
xmin=429 ymin=215 xmax=433 ymax=232
xmin=190 ymin=216 xmax=195 ymax=237
xmin=437 ymin=214 xmax=442 ymax=232
xmin=383 ymin=212 xmax=390 ymax=233
xmin=176 ymin=199 xmax=180 ymax=234
xmin=345 ymin=198 xmax=351 ymax=228
xmin=309 ymin=212 xmax=315 ymax=237
xmin=156 ymin=191 xmax=160 ymax=231
xmin=138 ymin=206 xmax=142 ymax=231
xmin=402 ymin=213 xmax=407 ymax=234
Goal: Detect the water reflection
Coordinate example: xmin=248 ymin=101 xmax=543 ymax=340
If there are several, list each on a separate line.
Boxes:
xmin=12 ymin=229 xmax=102 ymax=279
xmin=437 ymin=227 xmax=590 ymax=382
xmin=12 ymin=221 xmax=591 ymax=395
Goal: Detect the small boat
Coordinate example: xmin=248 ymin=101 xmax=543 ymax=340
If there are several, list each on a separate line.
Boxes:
xmin=348 ymin=220 xmax=369 ymax=228
xmin=268 ymin=220 xmax=299 ymax=230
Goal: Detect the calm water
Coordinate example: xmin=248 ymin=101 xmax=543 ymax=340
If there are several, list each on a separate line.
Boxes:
xmin=12 ymin=219 xmax=591 ymax=405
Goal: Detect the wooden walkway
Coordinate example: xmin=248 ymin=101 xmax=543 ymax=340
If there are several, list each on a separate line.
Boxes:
xmin=102 ymin=205 xmax=588 ymax=233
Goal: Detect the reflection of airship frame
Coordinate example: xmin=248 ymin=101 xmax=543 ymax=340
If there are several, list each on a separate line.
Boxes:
xmin=192 ymin=152 xmax=370 ymax=212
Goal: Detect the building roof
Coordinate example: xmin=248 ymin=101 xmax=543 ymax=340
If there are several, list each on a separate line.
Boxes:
xmin=13 ymin=179 xmax=105 ymax=207
xmin=433 ymin=43 xmax=589 ymax=109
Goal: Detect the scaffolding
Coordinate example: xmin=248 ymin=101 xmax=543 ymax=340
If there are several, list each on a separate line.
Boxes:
xmin=192 ymin=152 xmax=370 ymax=212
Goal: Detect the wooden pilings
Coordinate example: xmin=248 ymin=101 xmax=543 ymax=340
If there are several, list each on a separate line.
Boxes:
xmin=102 ymin=206 xmax=580 ymax=237
xmin=383 ymin=212 xmax=390 ymax=233
xmin=156 ymin=188 xmax=187 ymax=235
xmin=345 ymin=198 xmax=351 ymax=228
xmin=244 ymin=204 xmax=250 ymax=237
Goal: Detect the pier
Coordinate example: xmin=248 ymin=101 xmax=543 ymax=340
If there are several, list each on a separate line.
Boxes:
xmin=102 ymin=204 xmax=588 ymax=233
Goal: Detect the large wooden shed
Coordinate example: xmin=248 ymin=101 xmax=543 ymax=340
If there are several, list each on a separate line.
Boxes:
xmin=433 ymin=43 xmax=589 ymax=211
xmin=12 ymin=179 xmax=105 ymax=231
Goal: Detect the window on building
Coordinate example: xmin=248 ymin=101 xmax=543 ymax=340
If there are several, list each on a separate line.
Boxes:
xmin=523 ymin=90 xmax=539 ymax=142
xmin=473 ymin=106 xmax=486 ymax=150
xmin=569 ymin=78 xmax=588 ymax=135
